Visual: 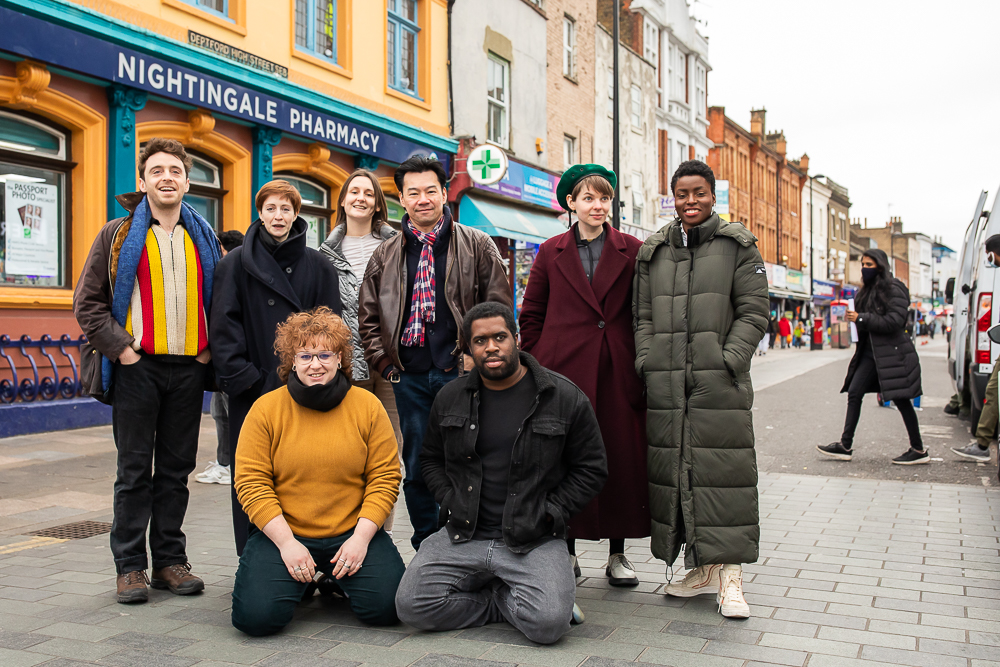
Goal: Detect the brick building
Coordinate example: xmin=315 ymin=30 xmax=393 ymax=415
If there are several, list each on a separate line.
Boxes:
xmin=707 ymin=107 xmax=803 ymax=270
xmin=547 ymin=0 xmax=597 ymax=172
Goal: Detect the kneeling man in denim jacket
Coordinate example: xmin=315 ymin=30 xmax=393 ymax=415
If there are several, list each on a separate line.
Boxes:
xmin=395 ymin=302 xmax=607 ymax=644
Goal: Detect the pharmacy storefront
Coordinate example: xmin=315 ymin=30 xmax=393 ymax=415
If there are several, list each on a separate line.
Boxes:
xmin=0 ymin=2 xmax=454 ymax=336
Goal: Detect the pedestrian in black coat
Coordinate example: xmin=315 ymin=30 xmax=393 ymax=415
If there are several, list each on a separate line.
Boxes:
xmin=210 ymin=180 xmax=342 ymax=554
xmin=817 ymin=248 xmax=927 ymax=466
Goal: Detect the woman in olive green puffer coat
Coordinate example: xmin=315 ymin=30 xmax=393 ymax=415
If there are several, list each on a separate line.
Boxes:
xmin=633 ymin=161 xmax=768 ymax=618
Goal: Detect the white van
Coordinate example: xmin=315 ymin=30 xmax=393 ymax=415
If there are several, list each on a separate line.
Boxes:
xmin=948 ymin=187 xmax=996 ymax=427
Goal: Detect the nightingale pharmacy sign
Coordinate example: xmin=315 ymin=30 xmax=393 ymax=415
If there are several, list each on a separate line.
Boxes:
xmin=0 ymin=7 xmax=447 ymax=169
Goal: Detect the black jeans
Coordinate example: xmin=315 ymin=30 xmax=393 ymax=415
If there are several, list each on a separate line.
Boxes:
xmin=841 ymin=353 xmax=923 ymax=451
xmin=111 ymin=356 xmax=207 ymax=574
xmin=231 ymin=527 xmax=404 ymax=636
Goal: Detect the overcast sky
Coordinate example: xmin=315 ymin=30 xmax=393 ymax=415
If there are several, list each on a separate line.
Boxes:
xmin=696 ymin=0 xmax=1000 ymax=251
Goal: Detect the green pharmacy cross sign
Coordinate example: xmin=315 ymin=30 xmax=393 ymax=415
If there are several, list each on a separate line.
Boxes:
xmin=467 ymin=143 xmax=509 ymax=186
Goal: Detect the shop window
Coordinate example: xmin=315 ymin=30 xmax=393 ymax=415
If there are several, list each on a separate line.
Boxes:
xmin=0 ymin=111 xmax=69 ymax=289
xmin=278 ymin=174 xmax=331 ymax=248
xmin=386 ymin=199 xmax=405 ymax=227
xmin=387 ymin=0 xmax=420 ymax=97
xmin=487 ymin=53 xmax=509 ymax=148
xmin=178 ymin=153 xmax=223 ymax=230
xmin=295 ymin=0 xmax=337 ymax=62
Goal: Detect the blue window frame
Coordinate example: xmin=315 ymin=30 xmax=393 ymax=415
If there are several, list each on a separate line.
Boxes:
xmin=295 ymin=0 xmax=337 ymax=62
xmin=387 ymin=0 xmax=420 ymax=97
xmin=186 ymin=0 xmax=229 ymax=20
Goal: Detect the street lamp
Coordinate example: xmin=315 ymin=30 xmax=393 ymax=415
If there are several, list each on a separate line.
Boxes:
xmin=809 ymin=174 xmax=825 ymax=352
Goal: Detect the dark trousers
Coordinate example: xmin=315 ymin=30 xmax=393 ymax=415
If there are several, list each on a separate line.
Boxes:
xmin=392 ymin=367 xmax=458 ymax=550
xmin=210 ymin=391 xmax=230 ymax=467
xmin=231 ymin=527 xmax=404 ymax=636
xmin=229 ymin=388 xmax=261 ymax=556
xmin=841 ymin=353 xmax=923 ymax=450
xmin=110 ymin=356 xmax=207 ymax=574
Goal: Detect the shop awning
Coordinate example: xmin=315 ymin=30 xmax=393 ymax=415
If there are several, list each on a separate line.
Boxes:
xmin=769 ymin=288 xmax=808 ymax=300
xmin=459 ymin=196 xmax=567 ymax=245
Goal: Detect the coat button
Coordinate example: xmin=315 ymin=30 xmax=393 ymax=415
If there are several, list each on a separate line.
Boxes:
xmin=467 ymin=485 xmax=473 ymax=491
xmin=598 ymin=321 xmax=605 ymax=328
xmin=454 ymin=535 xmax=459 ymax=540
xmin=268 ymin=299 xmax=275 ymax=306
xmin=465 ymin=520 xmax=470 ymax=524
xmin=285 ymin=267 xmax=292 ymax=273
xmin=470 ymin=424 xmax=477 ymax=430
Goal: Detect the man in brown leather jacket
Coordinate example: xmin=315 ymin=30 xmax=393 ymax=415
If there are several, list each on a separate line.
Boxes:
xmin=358 ymin=155 xmax=511 ymax=549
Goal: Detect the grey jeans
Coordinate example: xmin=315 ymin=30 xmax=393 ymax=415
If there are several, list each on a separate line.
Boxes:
xmin=395 ymin=527 xmax=576 ymax=645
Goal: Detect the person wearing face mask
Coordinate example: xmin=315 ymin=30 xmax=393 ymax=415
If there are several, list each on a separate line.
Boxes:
xmin=518 ymin=164 xmax=649 ymax=587
xmin=633 ymin=160 xmax=768 ymax=619
xmin=818 ymin=248 xmax=927 ymax=465
xmin=210 ymin=180 xmax=342 ymax=555
xmin=231 ymin=308 xmax=404 ymax=635
xmin=952 ymin=235 xmax=1000 ymax=463
xmin=320 ymin=170 xmax=403 ymax=532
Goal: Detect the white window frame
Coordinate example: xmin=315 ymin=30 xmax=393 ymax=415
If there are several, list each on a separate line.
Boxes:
xmin=695 ymin=62 xmax=706 ymax=117
xmin=563 ymin=135 xmax=576 ymax=167
xmin=563 ymin=16 xmax=576 ymax=79
xmin=487 ymin=52 xmax=510 ymax=149
xmin=671 ymin=46 xmax=687 ymax=103
xmin=630 ymin=84 xmax=642 ymax=128
xmin=607 ymin=66 xmax=615 ymax=116
xmin=643 ymin=20 xmax=659 ymax=65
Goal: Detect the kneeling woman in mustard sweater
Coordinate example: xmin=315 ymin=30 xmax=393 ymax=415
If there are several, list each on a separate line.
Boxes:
xmin=231 ymin=307 xmax=404 ymax=635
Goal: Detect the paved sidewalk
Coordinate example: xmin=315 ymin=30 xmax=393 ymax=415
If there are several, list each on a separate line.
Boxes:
xmin=0 ymin=455 xmax=998 ymax=667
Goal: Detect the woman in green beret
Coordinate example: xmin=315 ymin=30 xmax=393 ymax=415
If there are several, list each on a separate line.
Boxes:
xmin=519 ymin=164 xmax=650 ymax=587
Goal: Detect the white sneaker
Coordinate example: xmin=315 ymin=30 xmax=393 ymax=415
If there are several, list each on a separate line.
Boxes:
xmin=717 ymin=564 xmax=750 ymax=618
xmin=606 ymin=553 xmax=639 ymax=587
xmin=195 ymin=461 xmax=231 ymax=485
xmin=664 ymin=563 xmax=722 ymax=597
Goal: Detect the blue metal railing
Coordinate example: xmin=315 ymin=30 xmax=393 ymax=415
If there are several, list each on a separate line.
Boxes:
xmin=0 ymin=334 xmax=85 ymax=404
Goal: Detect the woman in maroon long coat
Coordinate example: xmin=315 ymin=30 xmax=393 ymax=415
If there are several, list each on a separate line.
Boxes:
xmin=518 ymin=164 xmax=649 ymax=587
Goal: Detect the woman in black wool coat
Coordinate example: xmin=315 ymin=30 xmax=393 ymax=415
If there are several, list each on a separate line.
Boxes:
xmin=210 ymin=179 xmax=341 ymax=555
xmin=818 ymin=248 xmax=927 ymax=465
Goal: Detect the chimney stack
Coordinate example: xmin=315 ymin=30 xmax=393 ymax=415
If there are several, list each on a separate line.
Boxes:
xmin=750 ymin=108 xmax=766 ymax=137
xmin=800 ymin=153 xmax=810 ymax=173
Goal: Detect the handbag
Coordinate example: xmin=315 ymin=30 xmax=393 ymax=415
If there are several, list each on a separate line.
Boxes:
xmin=80 ymin=340 xmax=113 ymax=405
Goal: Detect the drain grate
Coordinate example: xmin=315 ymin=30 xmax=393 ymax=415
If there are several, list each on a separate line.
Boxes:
xmin=27 ymin=521 xmax=112 ymax=540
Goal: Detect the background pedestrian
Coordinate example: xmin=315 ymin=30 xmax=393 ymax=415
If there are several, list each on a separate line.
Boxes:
xmin=818 ymin=249 xmax=927 ymax=465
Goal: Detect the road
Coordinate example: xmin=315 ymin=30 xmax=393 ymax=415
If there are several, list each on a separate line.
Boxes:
xmin=750 ymin=336 xmax=995 ymax=486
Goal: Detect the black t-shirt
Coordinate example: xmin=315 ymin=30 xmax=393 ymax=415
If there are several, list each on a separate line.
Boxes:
xmin=473 ymin=369 xmax=537 ymax=540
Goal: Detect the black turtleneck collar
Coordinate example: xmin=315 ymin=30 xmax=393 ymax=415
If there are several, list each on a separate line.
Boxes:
xmin=287 ymin=370 xmax=351 ymax=412
xmin=250 ymin=216 xmax=309 ymax=269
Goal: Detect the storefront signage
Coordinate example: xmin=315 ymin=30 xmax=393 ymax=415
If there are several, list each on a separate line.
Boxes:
xmin=473 ymin=160 xmax=561 ymax=211
xmin=813 ymin=280 xmax=837 ymax=299
xmin=786 ymin=269 xmax=807 ymax=293
xmin=467 ymin=144 xmax=508 ymax=186
xmin=716 ymin=180 xmax=730 ymax=215
xmin=4 ymin=182 xmax=59 ymax=277
xmin=188 ymin=31 xmax=288 ymax=78
xmin=658 ymin=195 xmax=675 ymax=217
xmin=765 ymin=262 xmax=787 ymax=289
xmin=0 ymin=8 xmax=448 ymax=169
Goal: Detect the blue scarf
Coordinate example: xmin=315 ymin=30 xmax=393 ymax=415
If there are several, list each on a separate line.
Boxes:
xmin=102 ymin=196 xmax=221 ymax=390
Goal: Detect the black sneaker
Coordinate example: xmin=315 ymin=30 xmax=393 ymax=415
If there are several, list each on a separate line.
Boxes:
xmin=944 ymin=403 xmax=960 ymax=416
xmin=892 ymin=448 xmax=930 ymax=465
xmin=817 ymin=443 xmax=853 ymax=461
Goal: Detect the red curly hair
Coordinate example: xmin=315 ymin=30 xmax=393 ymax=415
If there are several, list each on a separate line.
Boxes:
xmin=273 ymin=307 xmax=353 ymax=382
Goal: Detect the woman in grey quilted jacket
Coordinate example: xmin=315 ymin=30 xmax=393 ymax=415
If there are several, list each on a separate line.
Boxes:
xmin=320 ymin=169 xmax=402 ymax=530
xmin=633 ymin=161 xmax=769 ymax=619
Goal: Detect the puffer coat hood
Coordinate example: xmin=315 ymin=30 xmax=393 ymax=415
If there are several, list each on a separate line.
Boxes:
xmin=320 ymin=223 xmax=397 ymax=381
xmin=633 ymin=214 xmax=769 ymax=567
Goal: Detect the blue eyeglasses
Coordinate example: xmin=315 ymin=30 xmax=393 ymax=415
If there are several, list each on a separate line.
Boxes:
xmin=295 ymin=351 xmax=337 ymax=365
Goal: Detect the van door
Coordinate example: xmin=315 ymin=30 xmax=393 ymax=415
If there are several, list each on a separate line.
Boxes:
xmin=952 ymin=190 xmax=989 ymax=392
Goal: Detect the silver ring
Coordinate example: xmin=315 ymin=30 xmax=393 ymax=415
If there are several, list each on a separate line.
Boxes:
xmin=294 ymin=566 xmax=302 ymax=571
xmin=338 ymin=558 xmax=346 ymax=563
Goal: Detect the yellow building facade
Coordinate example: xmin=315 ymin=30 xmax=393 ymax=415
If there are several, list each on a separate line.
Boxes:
xmin=0 ymin=0 xmax=454 ymax=339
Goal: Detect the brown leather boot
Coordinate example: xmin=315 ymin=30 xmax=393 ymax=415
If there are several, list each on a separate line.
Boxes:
xmin=150 ymin=562 xmax=204 ymax=595
xmin=116 ymin=570 xmax=149 ymax=604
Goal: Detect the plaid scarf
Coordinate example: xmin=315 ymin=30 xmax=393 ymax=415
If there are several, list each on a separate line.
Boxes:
xmin=401 ymin=216 xmax=446 ymax=347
